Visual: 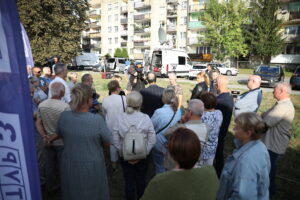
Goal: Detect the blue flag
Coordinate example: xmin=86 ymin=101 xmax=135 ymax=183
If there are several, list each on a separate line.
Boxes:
xmin=0 ymin=1 xmax=41 ymax=200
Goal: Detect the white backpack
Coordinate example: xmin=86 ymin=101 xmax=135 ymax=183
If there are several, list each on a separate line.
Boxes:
xmin=122 ymin=119 xmax=147 ymax=161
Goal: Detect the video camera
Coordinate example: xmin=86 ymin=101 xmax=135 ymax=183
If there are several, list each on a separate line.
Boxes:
xmin=231 ymin=90 xmax=240 ymax=99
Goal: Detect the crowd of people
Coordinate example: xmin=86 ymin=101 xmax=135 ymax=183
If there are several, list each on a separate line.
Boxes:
xmin=28 ymin=62 xmax=295 ymax=200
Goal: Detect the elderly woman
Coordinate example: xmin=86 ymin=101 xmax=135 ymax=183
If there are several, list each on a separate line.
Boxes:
xmin=190 ymin=71 xmax=209 ymax=99
xmin=29 ymin=76 xmax=48 ymax=104
xmin=141 ymin=128 xmax=219 ymax=200
xmin=199 ymin=92 xmax=223 ymax=166
xmin=217 ymin=112 xmax=270 ymax=200
xmin=112 ymin=91 xmax=156 ymax=200
xmin=151 ymin=89 xmax=182 ymax=174
xmin=57 ymin=85 xmax=111 ymax=200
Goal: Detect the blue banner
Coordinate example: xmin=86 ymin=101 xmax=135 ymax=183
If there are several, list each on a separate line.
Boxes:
xmin=0 ymin=1 xmax=41 ymax=200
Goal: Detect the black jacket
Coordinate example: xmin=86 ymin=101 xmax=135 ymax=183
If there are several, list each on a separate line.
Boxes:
xmin=190 ymin=82 xmax=209 ymax=99
xmin=140 ymin=84 xmax=164 ymax=117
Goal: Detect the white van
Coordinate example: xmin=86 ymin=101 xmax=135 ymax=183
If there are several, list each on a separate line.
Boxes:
xmin=72 ymin=53 xmax=100 ymax=70
xmin=149 ymin=48 xmax=192 ymax=77
xmin=107 ymin=57 xmax=128 ymax=73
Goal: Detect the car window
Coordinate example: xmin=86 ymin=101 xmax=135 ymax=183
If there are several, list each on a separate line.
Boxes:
xmin=118 ymin=59 xmax=125 ymax=64
xmin=295 ymin=67 xmax=300 ymax=74
xmin=178 ymin=56 xmax=186 ymax=65
xmin=257 ymin=66 xmax=279 ymax=74
xmin=193 ymin=65 xmax=206 ymax=69
xmin=107 ymin=58 xmax=115 ymax=63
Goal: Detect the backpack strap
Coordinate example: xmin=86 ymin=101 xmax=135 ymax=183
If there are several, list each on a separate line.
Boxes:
xmin=121 ymin=95 xmax=125 ymax=112
xmin=156 ymin=111 xmax=176 ymax=135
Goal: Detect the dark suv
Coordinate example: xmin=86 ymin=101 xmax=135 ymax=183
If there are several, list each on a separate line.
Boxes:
xmin=290 ymin=66 xmax=300 ymax=90
xmin=254 ymin=65 xmax=284 ymax=87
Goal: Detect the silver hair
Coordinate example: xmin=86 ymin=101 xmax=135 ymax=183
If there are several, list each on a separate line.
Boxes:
xmin=126 ymin=91 xmax=143 ymax=114
xmin=54 ymin=63 xmax=66 ymax=75
xmin=276 ymin=82 xmax=292 ymax=95
xmin=162 ymin=88 xmax=178 ymax=112
xmin=50 ymin=82 xmax=65 ymax=97
xmin=188 ymin=99 xmax=204 ymax=116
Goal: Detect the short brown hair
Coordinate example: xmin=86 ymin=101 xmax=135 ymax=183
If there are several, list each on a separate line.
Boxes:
xmin=168 ymin=128 xmax=201 ymax=169
xmin=107 ymin=80 xmax=120 ymax=93
xmin=199 ymin=92 xmax=216 ymax=109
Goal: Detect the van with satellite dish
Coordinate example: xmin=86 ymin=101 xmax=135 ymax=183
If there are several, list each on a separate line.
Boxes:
xmin=150 ymin=48 xmax=193 ymax=77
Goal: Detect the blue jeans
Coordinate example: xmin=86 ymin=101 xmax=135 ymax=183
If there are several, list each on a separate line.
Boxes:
xmin=120 ymin=158 xmax=148 ymax=200
xmin=45 ymin=145 xmax=63 ymax=192
xmin=152 ymin=143 xmax=166 ymax=174
xmin=268 ymin=150 xmax=281 ymax=197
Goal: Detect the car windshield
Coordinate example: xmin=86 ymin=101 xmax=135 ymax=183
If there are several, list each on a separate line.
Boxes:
xmin=193 ymin=65 xmax=206 ymax=69
xmin=257 ymin=66 xmax=280 ymax=74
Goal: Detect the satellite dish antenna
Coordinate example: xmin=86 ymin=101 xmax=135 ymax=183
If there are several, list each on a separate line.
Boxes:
xmin=158 ymin=27 xmax=167 ymax=45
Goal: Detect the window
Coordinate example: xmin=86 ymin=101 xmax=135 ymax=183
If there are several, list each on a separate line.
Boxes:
xmin=181 ymin=1 xmax=187 ymax=9
xmin=115 ymin=26 xmax=118 ymax=32
xmin=115 ymin=14 xmax=118 ymax=21
xmin=108 ymin=4 xmax=112 ymax=11
xmin=130 ymin=48 xmax=133 ymax=54
xmin=197 ymin=46 xmax=211 ymax=54
xmin=178 ymin=56 xmax=186 ymax=65
xmin=109 ymin=49 xmax=112 ymax=54
xmin=285 ymin=26 xmax=300 ymax=35
xmin=114 ymin=2 xmax=118 ymax=10
xmin=180 ymin=32 xmax=186 ymax=39
xmin=115 ymin=37 xmax=118 ymax=44
xmin=108 ymin=15 xmax=112 ymax=22
xmin=109 ymin=38 xmax=112 ymax=44
xmin=108 ymin=27 xmax=112 ymax=33
xmin=180 ymin=17 xmax=187 ymax=25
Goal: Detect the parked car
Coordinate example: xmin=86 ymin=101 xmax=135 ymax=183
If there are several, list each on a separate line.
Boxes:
xmin=290 ymin=66 xmax=300 ymax=90
xmin=254 ymin=65 xmax=284 ymax=87
xmin=210 ymin=63 xmax=238 ymax=76
xmin=188 ymin=64 xmax=207 ymax=80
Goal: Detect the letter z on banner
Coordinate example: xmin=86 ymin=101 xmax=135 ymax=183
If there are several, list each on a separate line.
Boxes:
xmin=0 ymin=1 xmax=41 ymax=200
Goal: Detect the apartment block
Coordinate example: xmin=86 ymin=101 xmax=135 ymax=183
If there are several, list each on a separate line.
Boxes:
xmin=83 ymin=0 xmax=212 ymax=61
xmin=272 ymin=0 xmax=300 ymax=68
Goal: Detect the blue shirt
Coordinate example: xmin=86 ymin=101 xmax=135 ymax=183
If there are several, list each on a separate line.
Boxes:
xmin=151 ymin=104 xmax=181 ymax=151
xmin=234 ymin=88 xmax=262 ymax=117
xmin=217 ymin=140 xmax=270 ymax=200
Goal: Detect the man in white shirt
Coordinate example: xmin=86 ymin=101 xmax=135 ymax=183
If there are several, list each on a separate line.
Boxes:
xmin=48 ymin=63 xmax=71 ymax=103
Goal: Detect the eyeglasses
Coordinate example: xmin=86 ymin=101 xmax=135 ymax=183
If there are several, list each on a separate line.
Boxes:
xmin=35 ymin=71 xmax=41 ymax=73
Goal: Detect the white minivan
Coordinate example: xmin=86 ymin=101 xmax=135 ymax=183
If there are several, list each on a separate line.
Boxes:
xmin=150 ymin=48 xmax=192 ymax=77
xmin=106 ymin=57 xmax=128 ymax=73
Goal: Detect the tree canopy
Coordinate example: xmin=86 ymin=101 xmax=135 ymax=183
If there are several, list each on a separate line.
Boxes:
xmin=246 ymin=0 xmax=284 ymax=64
xmin=17 ymin=0 xmax=89 ymax=64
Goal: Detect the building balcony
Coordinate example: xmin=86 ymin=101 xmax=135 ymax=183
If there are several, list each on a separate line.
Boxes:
xmin=121 ymin=39 xmax=127 ymax=47
xmin=167 ymin=10 xmax=177 ymax=18
xmin=188 ymin=37 xmax=199 ymax=45
xmin=189 ymin=3 xmax=205 ymax=13
xmin=134 ymin=0 xmax=151 ymax=9
xmin=289 ymin=11 xmax=300 ymax=21
xmin=134 ymin=27 xmax=150 ymax=34
xmin=90 ymin=32 xmax=101 ymax=39
xmin=120 ymin=30 xmax=128 ymax=36
xmin=167 ymin=24 xmax=176 ymax=32
xmin=121 ymin=6 xmax=128 ymax=13
xmin=82 ymin=32 xmax=90 ymax=38
xmin=91 ymin=43 xmax=101 ymax=49
xmin=133 ymin=53 xmax=144 ymax=59
xmin=188 ymin=21 xmax=205 ymax=29
xmin=134 ymin=41 xmax=150 ymax=47
xmin=89 ymin=21 xmax=101 ymax=28
xmin=121 ymin=18 xmax=128 ymax=24
xmin=134 ymin=13 xmax=151 ymax=21
xmin=166 ymin=0 xmax=178 ymax=4
xmin=82 ymin=44 xmax=91 ymax=49
xmin=284 ymin=34 xmax=300 ymax=42
xmin=89 ymin=9 xmax=101 ymax=19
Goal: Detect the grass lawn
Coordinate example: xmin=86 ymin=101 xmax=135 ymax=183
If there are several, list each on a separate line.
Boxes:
xmin=75 ymin=70 xmax=300 ymax=200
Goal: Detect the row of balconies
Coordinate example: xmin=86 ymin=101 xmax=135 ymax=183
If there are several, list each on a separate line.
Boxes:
xmin=189 ymin=3 xmax=205 ymax=13
xmin=134 ymin=0 xmax=151 ymax=9
xmin=134 ymin=41 xmax=150 ymax=47
xmin=89 ymin=9 xmax=101 ymax=19
xmin=134 ymin=13 xmax=151 ymax=21
xmin=89 ymin=21 xmax=101 ymax=29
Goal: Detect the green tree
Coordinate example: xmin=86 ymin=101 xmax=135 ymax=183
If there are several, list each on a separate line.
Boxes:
xmin=246 ymin=0 xmax=284 ymax=64
xmin=104 ymin=53 xmax=111 ymax=60
xmin=114 ymin=48 xmax=122 ymax=57
xmin=17 ymin=0 xmax=89 ymax=63
xmin=121 ymin=48 xmax=129 ymax=58
xmin=202 ymin=0 xmax=249 ymax=61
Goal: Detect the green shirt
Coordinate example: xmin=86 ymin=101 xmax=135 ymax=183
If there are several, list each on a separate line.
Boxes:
xmin=141 ymin=166 xmax=219 ymax=200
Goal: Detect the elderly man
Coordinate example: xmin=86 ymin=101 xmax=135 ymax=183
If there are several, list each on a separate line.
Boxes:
xmin=36 ymin=82 xmax=70 ymax=192
xmin=81 ymin=73 xmax=100 ymax=113
xmin=48 ymin=63 xmax=71 ymax=103
xmin=165 ymin=99 xmax=208 ymax=169
xmin=214 ymin=75 xmax=234 ymax=177
xmin=234 ymin=75 xmax=262 ymax=117
xmin=167 ymin=73 xmax=183 ymax=109
xmin=261 ymin=83 xmax=295 ymax=196
xmin=140 ymin=72 xmax=164 ymax=117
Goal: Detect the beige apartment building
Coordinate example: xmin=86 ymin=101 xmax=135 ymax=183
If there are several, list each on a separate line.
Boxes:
xmin=83 ymin=0 xmax=211 ymax=60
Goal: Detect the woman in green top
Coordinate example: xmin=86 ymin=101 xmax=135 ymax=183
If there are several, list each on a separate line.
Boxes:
xmin=141 ymin=127 xmax=219 ymax=200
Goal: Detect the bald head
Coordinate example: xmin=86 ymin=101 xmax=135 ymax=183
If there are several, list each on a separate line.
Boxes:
xmin=216 ymin=75 xmax=229 ymax=93
xmin=247 ymin=75 xmax=261 ymax=90
xmin=147 ymin=72 xmax=157 ymax=84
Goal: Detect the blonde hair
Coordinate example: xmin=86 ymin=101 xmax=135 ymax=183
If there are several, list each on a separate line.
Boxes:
xmin=68 ymin=72 xmax=77 ymax=81
xmin=162 ymin=89 xmax=178 ymax=112
xmin=126 ymin=91 xmax=143 ymax=114
xmin=70 ymin=84 xmax=92 ymax=111
xmin=197 ymin=71 xmax=210 ymax=86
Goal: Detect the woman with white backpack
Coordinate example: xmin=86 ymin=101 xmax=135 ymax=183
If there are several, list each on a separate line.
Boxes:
xmin=112 ymin=91 xmax=156 ymax=200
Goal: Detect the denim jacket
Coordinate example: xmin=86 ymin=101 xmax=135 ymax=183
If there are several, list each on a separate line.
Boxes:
xmin=217 ymin=140 xmax=270 ymax=200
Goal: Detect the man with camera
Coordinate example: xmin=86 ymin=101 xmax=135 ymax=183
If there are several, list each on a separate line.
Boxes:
xmin=127 ymin=64 xmax=147 ymax=92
